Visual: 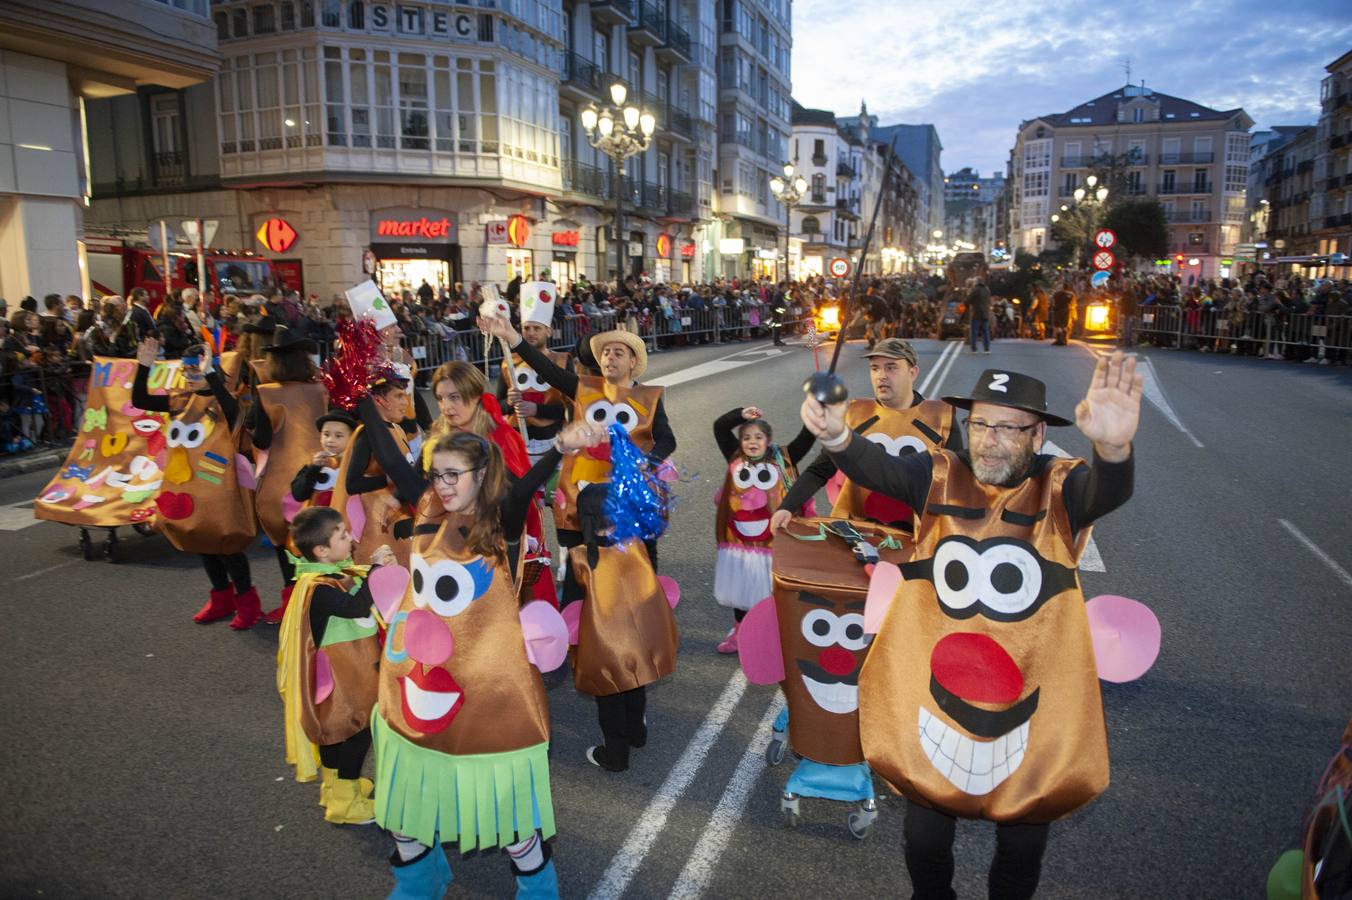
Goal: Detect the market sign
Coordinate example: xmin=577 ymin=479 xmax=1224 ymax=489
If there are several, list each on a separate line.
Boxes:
xmin=680 ymin=241 xmax=696 ymax=259
xmin=552 ymin=230 xmax=580 ymax=247
xmin=256 ymin=217 xmax=297 ymax=253
xmin=656 ymin=234 xmax=672 ymax=257
xmin=486 ymin=220 xmax=509 ymax=244
xmin=507 ymin=215 xmax=531 ymax=248
xmin=370 ymin=207 xmax=457 ymax=243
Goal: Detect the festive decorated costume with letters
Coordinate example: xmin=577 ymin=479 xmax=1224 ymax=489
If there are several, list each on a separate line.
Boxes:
xmin=498 ymin=282 xmax=572 ymax=463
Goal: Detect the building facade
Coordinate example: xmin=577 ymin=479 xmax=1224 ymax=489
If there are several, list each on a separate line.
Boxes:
xmin=1008 ymin=84 xmax=1253 ymax=280
xmin=943 ymin=167 xmax=1005 ymax=255
xmin=0 ymin=0 xmax=219 ymax=302
xmin=1250 ymin=127 xmax=1318 ymax=263
xmin=85 ymin=0 xmax=717 ymax=301
xmin=849 ymin=120 xmax=943 ymax=241
xmin=1312 ymin=49 xmax=1352 ymax=277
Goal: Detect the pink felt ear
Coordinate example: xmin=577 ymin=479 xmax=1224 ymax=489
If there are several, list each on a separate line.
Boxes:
xmin=520 ymin=601 xmax=569 ymax=672
xmin=235 ymin=454 xmax=257 ymax=490
xmin=658 ymin=575 xmax=680 ymax=609
xmin=864 ymin=561 xmax=903 ymax=635
xmin=824 ymin=470 xmax=846 ymax=506
xmin=552 ymin=488 xmax=566 ymax=509
xmin=560 ymin=600 xmax=582 ymax=645
xmin=313 ymin=649 xmax=334 ymax=704
xmin=800 ymin=498 xmax=818 ymax=517
xmin=282 ymin=492 xmax=304 ymax=523
xmin=368 ymin=565 xmax=409 ymax=623
xmin=737 ymin=596 xmax=785 ymax=685
xmin=346 ymin=495 xmax=366 ymax=542
xmin=1086 ymin=594 xmax=1161 ymax=683
xmin=713 ymin=486 xmax=724 ymax=505
xmin=655 ymin=461 xmax=679 ymax=483
xmin=253 ymin=448 xmax=269 ymax=481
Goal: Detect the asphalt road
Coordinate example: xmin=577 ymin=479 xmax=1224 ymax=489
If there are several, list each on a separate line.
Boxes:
xmin=1 ymin=333 xmax=1349 ymax=899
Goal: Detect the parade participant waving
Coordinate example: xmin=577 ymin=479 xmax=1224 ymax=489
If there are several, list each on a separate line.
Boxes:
xmin=373 ymin=422 xmax=601 ymax=899
xmin=800 ymin=353 xmax=1141 ymax=900
xmin=133 ymin=336 xmax=262 ymax=628
xmin=497 ymin=282 xmax=572 ymax=465
xmin=711 ymin=406 xmax=815 ymax=653
xmin=774 ymin=338 xmax=961 ymax=534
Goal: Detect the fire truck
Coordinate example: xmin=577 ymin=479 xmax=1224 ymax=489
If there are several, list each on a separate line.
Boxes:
xmin=86 ymin=236 xmax=279 ymax=312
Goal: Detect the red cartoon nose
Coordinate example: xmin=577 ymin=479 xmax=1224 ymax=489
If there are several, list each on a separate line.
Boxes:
xmin=930 ymin=632 xmax=1024 ymax=704
xmin=585 ymin=441 xmax=612 ymax=462
xmin=817 ymin=645 xmax=856 ymax=676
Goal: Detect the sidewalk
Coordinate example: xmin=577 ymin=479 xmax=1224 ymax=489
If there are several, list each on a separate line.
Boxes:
xmin=0 ymin=442 xmax=74 ymax=481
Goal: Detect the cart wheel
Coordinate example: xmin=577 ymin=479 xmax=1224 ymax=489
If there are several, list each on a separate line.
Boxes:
xmin=133 ymin=522 xmax=156 ymax=537
xmin=848 ymin=799 xmax=878 ymax=840
xmin=103 ymin=530 xmax=119 ymax=563
xmin=780 ymin=792 xmax=800 ymax=828
xmin=79 ymin=528 xmax=97 ymax=561
xmin=765 ymin=736 xmax=787 ymax=767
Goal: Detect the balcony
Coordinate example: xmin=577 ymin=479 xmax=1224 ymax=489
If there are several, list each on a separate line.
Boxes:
xmin=153 ymin=150 xmax=187 ymax=187
xmin=1061 ymin=156 xmax=1086 ymax=168
xmin=1123 ymin=183 xmax=1147 ymax=196
xmin=1327 ymin=176 xmax=1345 ymax=191
xmin=1297 ymin=159 xmax=1314 ymax=173
xmin=1323 ymin=214 xmax=1352 ymax=229
xmin=1165 ymin=210 xmax=1213 ymax=223
xmin=1159 ymin=152 xmax=1215 ymax=164
xmin=560 ymin=52 xmax=603 ymax=100
xmin=1337 ymin=93 xmax=1352 ymax=112
xmin=721 ymin=131 xmax=756 ymax=151
xmin=1330 ymin=133 xmax=1348 ymax=150
xmin=1126 ymin=152 xmax=1149 ymax=166
xmin=837 ymin=162 xmax=855 ymax=179
xmin=630 ymin=1 xmax=667 ymax=44
xmin=590 ymin=0 xmax=634 ymax=25
xmin=1157 ymin=183 xmax=1211 ymax=195
xmin=561 ymin=159 xmax=611 ymax=198
xmin=836 ymin=197 xmax=860 ymax=219
xmin=811 ymin=153 xmax=828 ymax=166
xmin=656 ymin=20 xmax=692 ymax=62
xmin=666 ymin=106 xmax=694 ymax=139
xmin=615 ymin=180 xmax=695 ymax=219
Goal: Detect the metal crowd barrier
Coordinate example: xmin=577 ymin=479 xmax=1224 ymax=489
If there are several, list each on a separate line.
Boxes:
xmin=1132 ymin=305 xmax=1352 ymax=359
xmin=0 ymin=360 xmax=89 ymax=452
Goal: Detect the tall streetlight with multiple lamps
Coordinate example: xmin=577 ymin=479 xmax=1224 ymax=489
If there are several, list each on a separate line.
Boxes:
xmin=1050 ymin=174 xmax=1110 ymax=266
xmin=580 ymin=82 xmax=655 ymax=282
xmin=769 ymin=162 xmax=807 ymax=282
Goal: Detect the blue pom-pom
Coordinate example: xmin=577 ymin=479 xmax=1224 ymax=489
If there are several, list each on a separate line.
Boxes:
xmin=604 ymin=424 xmax=669 ymax=543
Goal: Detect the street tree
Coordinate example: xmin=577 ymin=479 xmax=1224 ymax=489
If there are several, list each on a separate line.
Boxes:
xmin=1100 ymin=199 xmax=1169 ymax=263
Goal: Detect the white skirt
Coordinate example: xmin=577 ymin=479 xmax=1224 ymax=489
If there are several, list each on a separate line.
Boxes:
xmin=714 ymin=544 xmax=774 ymax=611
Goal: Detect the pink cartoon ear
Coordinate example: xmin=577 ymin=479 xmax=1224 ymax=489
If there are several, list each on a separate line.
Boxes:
xmin=235 ymin=454 xmax=257 ymax=490
xmin=368 ymin=565 xmax=409 ymax=623
xmin=737 ymin=596 xmax=785 ymax=684
xmin=713 ymin=485 xmax=724 ymax=505
xmin=282 ymin=492 xmax=304 ymax=523
xmin=346 ymin=495 xmax=366 ymax=542
xmin=552 ymin=487 xmax=566 ymax=509
xmin=520 ymin=601 xmax=569 ymax=672
xmin=313 ymin=649 xmax=334 ymax=704
xmin=1086 ymin=595 xmax=1161 ymax=683
xmin=560 ymin=600 xmax=583 ymax=645
xmin=658 ymin=575 xmax=680 ymax=608
xmin=864 ymin=560 xmax=903 ymax=635
xmin=253 ymin=448 xmax=269 ymax=481
xmin=824 ymin=470 xmax=846 ymax=506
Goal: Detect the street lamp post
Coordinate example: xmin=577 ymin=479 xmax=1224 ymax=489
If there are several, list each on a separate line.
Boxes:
xmin=580 ymin=82 xmax=655 ymax=283
xmin=769 ymin=161 xmax=807 ymax=282
xmin=1062 ymin=174 xmax=1109 ymax=267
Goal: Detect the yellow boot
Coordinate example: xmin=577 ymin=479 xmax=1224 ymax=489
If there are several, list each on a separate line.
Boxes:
xmin=324 ymin=777 xmax=376 ymax=825
xmin=318 ymin=767 xmax=337 ymax=808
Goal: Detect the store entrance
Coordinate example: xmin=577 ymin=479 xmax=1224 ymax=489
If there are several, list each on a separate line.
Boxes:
xmin=377 ymin=258 xmax=450 ymax=299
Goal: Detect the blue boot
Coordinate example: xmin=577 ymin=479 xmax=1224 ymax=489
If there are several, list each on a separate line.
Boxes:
xmin=388 ymin=845 xmax=452 ymax=900
xmin=515 ymin=859 xmax=560 ymax=900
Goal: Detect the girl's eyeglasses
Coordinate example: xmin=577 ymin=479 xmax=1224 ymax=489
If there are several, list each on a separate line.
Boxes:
xmin=427 ymin=466 xmax=482 ymax=487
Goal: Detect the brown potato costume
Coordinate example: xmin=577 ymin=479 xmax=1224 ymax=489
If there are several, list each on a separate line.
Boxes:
xmin=253 ymin=380 xmax=328 ymax=545
xmin=831 ymin=398 xmax=955 ymax=526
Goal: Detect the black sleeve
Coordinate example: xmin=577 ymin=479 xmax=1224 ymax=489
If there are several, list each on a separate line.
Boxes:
xmin=534 ymin=402 xmax=566 ymax=423
xmin=205 ymin=370 xmax=239 ymax=430
xmin=783 ymin=425 xmax=816 ymax=467
xmin=713 ymin=408 xmax=745 ymax=461
xmin=943 ymin=407 xmax=964 ymax=451
xmin=357 ymin=397 xmax=427 ymax=504
xmin=413 ymin=389 xmax=433 ymax=431
xmin=344 ymin=431 xmax=387 ymax=496
xmin=511 ymin=337 xmax=579 ymax=397
xmin=309 ymin=576 xmax=376 ymax=644
xmin=248 ymin=394 xmax=273 ymax=450
xmin=829 ymin=437 xmax=934 ymax=514
xmin=131 ymin=364 xmax=172 ymax=412
xmin=779 ymin=448 xmax=836 ymax=512
xmin=290 ymin=464 xmax=320 ymax=502
xmin=648 ymin=397 xmax=676 ymax=464
xmin=1064 ymin=450 xmax=1135 ymax=534
xmin=500 ymin=448 xmax=562 ymax=538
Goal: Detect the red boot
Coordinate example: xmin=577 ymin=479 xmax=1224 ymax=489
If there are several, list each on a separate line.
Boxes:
xmin=229 ymin=586 xmax=264 ymax=631
xmin=263 ymin=584 xmax=294 ymax=625
xmin=193 ymin=589 xmax=236 ymax=624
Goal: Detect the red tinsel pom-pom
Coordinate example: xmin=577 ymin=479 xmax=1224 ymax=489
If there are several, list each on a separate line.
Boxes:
xmin=322 ymin=319 xmax=382 ymax=411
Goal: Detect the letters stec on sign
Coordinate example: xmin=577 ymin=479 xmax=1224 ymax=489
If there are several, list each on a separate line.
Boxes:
xmin=366 ymin=4 xmax=475 ymax=38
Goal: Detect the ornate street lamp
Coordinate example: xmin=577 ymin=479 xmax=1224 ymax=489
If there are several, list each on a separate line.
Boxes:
xmin=769 ymin=161 xmax=807 ymax=281
xmin=1064 ymin=175 xmax=1109 ymax=266
xmin=580 ymin=81 xmax=655 ymax=282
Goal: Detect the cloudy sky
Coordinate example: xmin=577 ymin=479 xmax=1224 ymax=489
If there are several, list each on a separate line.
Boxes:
xmin=791 ymin=0 xmax=1352 ymax=176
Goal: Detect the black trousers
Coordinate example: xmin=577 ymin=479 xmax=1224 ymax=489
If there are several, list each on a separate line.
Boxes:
xmin=318 ymin=728 xmax=371 ymax=780
xmin=595 ymin=686 xmax=646 ymax=769
xmin=903 ymin=801 xmax=1050 ymax=900
xmin=275 ymin=546 xmax=296 ymax=584
xmin=200 ymin=553 xmax=251 ymax=592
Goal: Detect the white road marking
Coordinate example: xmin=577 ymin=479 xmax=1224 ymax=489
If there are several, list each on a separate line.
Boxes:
xmin=587 ymin=671 xmax=750 ymax=900
xmin=916 ymin=341 xmax=960 ymax=396
xmin=647 ymin=359 xmax=761 ymax=388
xmin=0 ymin=502 xmax=41 ymax=532
xmin=1041 ymin=440 xmax=1106 ymax=572
xmin=12 ymin=561 xmax=77 ymax=582
xmin=667 ymin=694 xmax=787 ymax=900
xmin=1278 ymin=519 xmax=1352 ymax=591
xmin=1136 ymin=357 xmax=1205 ymax=448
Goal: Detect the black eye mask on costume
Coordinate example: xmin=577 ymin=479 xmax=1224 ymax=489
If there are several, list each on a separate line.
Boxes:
xmin=900 ymin=534 xmax=1078 ymax=623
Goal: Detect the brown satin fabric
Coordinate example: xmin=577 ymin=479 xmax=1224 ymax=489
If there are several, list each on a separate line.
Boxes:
xmin=298 ymin=572 xmax=380 ymax=745
xmin=331 ymin=422 xmax=414 ymax=567
xmin=772 ymin=517 xmax=910 ymax=766
xmin=503 ymin=350 xmax=570 ymax=428
xmin=378 ymin=493 xmax=551 ymax=755
xmin=254 ymin=381 xmax=328 ymax=544
xmin=859 ymin=450 xmax=1106 ymax=823
xmin=568 ymin=541 xmax=679 ymax=696
xmin=155 ymin=390 xmax=257 ymax=554
xmin=35 ymin=354 xmax=243 ymax=528
xmin=831 ymin=398 xmax=954 ymax=520
xmin=555 ymin=376 xmax=662 ymax=532
xmin=714 ymin=454 xmax=795 ymax=547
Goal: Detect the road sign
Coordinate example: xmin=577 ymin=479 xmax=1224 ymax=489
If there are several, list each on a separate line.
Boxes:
xmin=1094 ymin=229 xmax=1117 ymax=249
xmin=1091 ymin=270 xmax=1111 ymax=288
xmin=828 ymin=257 xmax=850 ymax=278
xmin=147 ymin=223 xmax=177 ymax=252
xmin=1092 ymin=249 xmax=1115 ymax=270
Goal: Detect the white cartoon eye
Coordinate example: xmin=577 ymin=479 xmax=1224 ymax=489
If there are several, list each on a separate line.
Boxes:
xmin=313 ymin=466 xmax=338 ymax=491
xmin=732 ymin=462 xmax=756 ymax=489
xmin=933 ymin=539 xmax=984 ymax=613
xmin=166 ymin=420 xmax=186 ymax=448
xmin=515 ymin=369 xmax=534 ymax=390
xmin=867 ymin=433 xmax=928 ymax=457
xmin=836 ymin=613 xmax=871 ymax=651
xmin=410 ymin=554 xmax=475 ymax=618
xmin=979 ymin=543 xmax=1042 ymax=616
xmin=180 ymin=423 xmax=207 ymax=448
xmin=750 ymin=462 xmax=779 ymax=489
xmin=610 ymin=402 xmax=640 ymax=432
xmin=801 ymin=609 xmax=839 ymax=648
xmin=584 ymin=400 xmax=617 ymax=428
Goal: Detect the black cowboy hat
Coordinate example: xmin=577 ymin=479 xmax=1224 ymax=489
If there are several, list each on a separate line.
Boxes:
xmin=263 ymin=325 xmax=318 ymax=354
xmin=315 ymin=408 xmax=358 ymax=430
xmin=943 ymin=369 xmax=1073 ymax=427
xmin=242 ymin=315 xmax=281 ymax=335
